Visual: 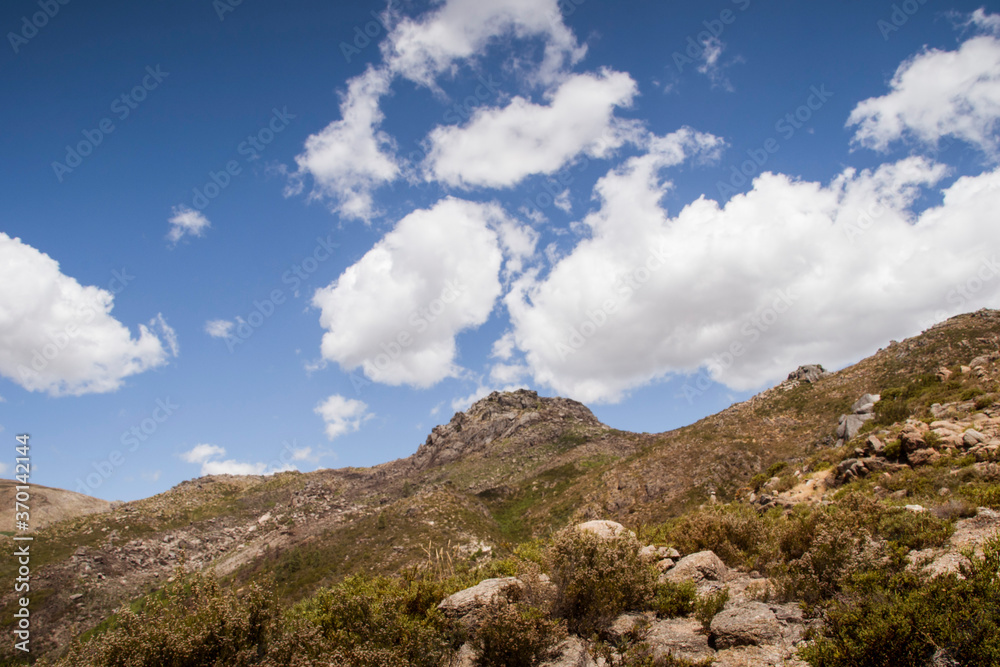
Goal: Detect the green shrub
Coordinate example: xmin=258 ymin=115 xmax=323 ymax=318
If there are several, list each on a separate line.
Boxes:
xmin=882 ymin=439 xmax=902 ymax=460
xmin=694 ymin=588 xmax=729 ymax=632
xmin=960 ymin=386 xmax=986 ymax=401
xmin=472 ymin=585 xmax=564 ymax=667
xmin=799 ymin=537 xmax=1000 ymax=666
xmin=654 ymin=503 xmax=780 ymax=571
xmin=651 ymin=580 xmax=697 ymax=618
xmin=297 ymin=574 xmax=452 ymax=667
xmin=58 ymin=569 xmax=305 ymax=667
xmin=547 ymin=528 xmax=656 ymax=636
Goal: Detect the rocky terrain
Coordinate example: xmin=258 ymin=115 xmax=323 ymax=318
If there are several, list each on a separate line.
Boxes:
xmin=2 ymin=308 xmax=1000 ymax=665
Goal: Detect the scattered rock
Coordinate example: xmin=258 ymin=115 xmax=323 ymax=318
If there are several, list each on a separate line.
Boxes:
xmin=908 ymin=448 xmax=941 ymax=467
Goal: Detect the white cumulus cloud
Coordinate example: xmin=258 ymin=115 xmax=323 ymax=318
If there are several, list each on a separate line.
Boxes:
xmin=314 ymin=394 xmax=373 ymax=440
xmin=848 ymin=23 xmax=1000 ymax=157
xmin=289 ymin=66 xmax=399 ymax=221
xmin=167 ymin=206 xmax=211 ymax=245
xmin=424 ymin=69 xmax=640 ymax=188
xmin=0 ymin=234 xmax=176 ymax=396
xmin=312 ymin=197 xmax=520 ymax=387
xmin=382 ymin=0 xmax=585 ymax=88
xmin=507 ymin=141 xmax=1000 ymax=403
xmin=180 ymin=443 xmax=296 ymax=476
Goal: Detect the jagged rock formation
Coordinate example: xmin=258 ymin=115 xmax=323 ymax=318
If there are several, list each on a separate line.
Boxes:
xmin=410 ymin=389 xmax=601 ymax=470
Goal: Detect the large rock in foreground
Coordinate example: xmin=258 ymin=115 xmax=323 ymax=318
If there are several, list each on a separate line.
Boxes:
xmin=710 ymin=601 xmax=782 ymax=649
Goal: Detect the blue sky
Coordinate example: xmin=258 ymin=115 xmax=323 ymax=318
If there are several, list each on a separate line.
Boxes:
xmin=2 ymin=0 xmax=1000 ymax=501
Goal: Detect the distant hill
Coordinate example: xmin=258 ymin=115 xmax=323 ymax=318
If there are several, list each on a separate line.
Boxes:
xmin=0 ymin=479 xmax=109 ymax=533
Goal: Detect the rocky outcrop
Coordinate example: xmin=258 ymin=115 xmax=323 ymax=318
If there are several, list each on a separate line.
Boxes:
xmin=836 ymin=393 xmax=880 ymax=443
xmin=409 ymin=389 xmax=601 ymax=470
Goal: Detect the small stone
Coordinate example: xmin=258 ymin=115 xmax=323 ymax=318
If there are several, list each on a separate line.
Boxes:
xmin=939 ymin=487 xmax=951 ymax=496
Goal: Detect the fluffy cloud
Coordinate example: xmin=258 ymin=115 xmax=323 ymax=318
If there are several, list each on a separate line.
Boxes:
xmin=166 ymin=206 xmax=211 ymax=244
xmin=0 ymin=234 xmax=176 ymax=396
xmin=204 ymin=319 xmax=234 ymax=339
xmin=506 ymin=144 xmax=1000 ymax=402
xmin=424 ymin=70 xmax=640 ymax=188
xmin=289 ymin=67 xmax=398 ymax=221
xmin=848 ymin=25 xmax=1000 ymax=156
xmin=382 ymin=0 xmax=584 ymax=87
xmin=313 ymin=197 xmax=519 ymax=387
xmin=181 ymin=443 xmax=225 ymax=464
xmin=314 ymin=394 xmax=373 ymax=440
xmin=180 ymin=443 xmax=297 ymax=476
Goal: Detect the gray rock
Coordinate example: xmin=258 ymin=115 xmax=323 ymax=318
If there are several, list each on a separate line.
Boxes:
xmin=665 ymin=550 xmax=728 ymax=584
xmin=851 ymin=393 xmax=881 ymax=414
xmin=710 ymin=601 xmax=782 ymax=649
xmin=837 ymin=413 xmax=872 ymax=440
xmin=786 ymin=365 xmax=829 ymax=384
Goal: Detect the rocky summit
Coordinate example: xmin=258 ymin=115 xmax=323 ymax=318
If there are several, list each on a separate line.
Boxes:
xmin=3 ymin=309 xmax=1000 ymax=665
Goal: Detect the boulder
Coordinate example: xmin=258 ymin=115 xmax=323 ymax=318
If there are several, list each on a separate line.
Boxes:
xmin=540 ymin=636 xmax=596 ymax=667
xmin=964 ymin=429 xmax=987 ymax=447
xmin=645 ymin=617 xmax=715 ymax=663
xmin=575 ymin=520 xmax=628 ymax=539
xmin=786 ymin=365 xmax=829 ymax=384
xmin=851 ymin=393 xmax=881 ymax=414
xmin=900 ymin=426 xmax=928 ymax=454
xmin=437 ymin=577 xmax=522 ymax=619
xmin=665 ymin=550 xmax=728 ymax=584
xmin=837 ymin=414 xmax=872 ymax=441
xmin=709 ymin=601 xmax=782 ymax=649
xmin=908 ymin=448 xmax=941 ymax=467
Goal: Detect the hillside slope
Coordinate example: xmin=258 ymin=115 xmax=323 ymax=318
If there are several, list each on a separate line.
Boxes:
xmin=2 ymin=309 xmax=1000 ymax=662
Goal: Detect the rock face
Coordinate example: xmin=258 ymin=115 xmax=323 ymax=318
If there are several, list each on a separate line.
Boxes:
xmin=710 ymin=602 xmax=782 ymax=649
xmin=409 ymin=389 xmax=601 ymax=470
xmin=646 ymin=617 xmax=715 ymax=662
